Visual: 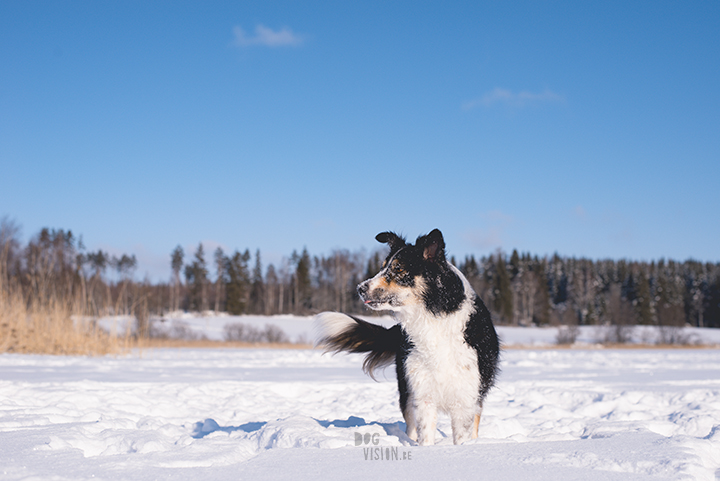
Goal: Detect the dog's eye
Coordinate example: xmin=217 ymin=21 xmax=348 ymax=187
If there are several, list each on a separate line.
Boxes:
xmin=391 ymin=260 xmax=404 ymax=274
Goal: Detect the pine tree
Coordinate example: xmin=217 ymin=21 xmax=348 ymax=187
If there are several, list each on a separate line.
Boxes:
xmin=86 ymin=250 xmax=109 ymax=314
xmin=655 ymin=260 xmax=684 ymax=327
xmin=684 ymin=261 xmax=708 ymax=328
xmin=509 ymin=249 xmax=521 ymax=279
xmin=0 ymin=216 xmax=22 ymax=291
xmin=225 ymin=249 xmax=251 ymax=315
xmin=111 ymin=253 xmax=137 ymax=314
xmin=170 ymin=245 xmax=184 ymax=312
xmin=184 ymin=243 xmax=208 ymax=312
xmin=293 ymin=248 xmax=312 ymax=313
xmin=493 ymin=252 xmax=513 ymax=323
xmin=265 ymin=263 xmax=278 ymax=315
xmin=249 ymin=249 xmax=265 ymax=314
xmin=461 ymin=255 xmax=480 ymax=280
xmin=461 ymin=255 xmax=483 ymax=298
xmin=365 ymin=251 xmax=383 ymax=279
xmin=553 ymin=263 xmax=569 ymax=306
xmin=534 ymin=257 xmax=551 ymax=325
xmin=213 ymin=247 xmax=226 ymax=313
xmin=635 ymin=270 xmax=653 ymax=325
xmin=705 ymin=270 xmax=720 ymax=328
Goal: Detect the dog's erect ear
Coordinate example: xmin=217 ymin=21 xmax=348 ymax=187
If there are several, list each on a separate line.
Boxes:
xmin=375 ymin=231 xmax=406 ymax=253
xmin=417 ymin=229 xmax=446 ymax=262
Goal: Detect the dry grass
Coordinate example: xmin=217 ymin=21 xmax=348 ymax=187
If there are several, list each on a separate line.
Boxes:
xmin=0 ymin=289 xmax=127 ymax=356
xmin=0 ymin=286 xmax=312 ymax=355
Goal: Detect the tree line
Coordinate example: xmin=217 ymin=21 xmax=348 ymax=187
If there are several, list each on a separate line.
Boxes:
xmin=2 ymin=218 xmax=719 ymax=331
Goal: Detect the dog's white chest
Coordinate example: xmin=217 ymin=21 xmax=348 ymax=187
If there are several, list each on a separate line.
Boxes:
xmin=401 ymin=307 xmax=480 ymax=412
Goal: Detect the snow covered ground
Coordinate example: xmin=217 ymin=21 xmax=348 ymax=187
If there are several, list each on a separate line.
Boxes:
xmin=1 ymin=345 xmax=720 ymax=480
xmin=112 ymin=311 xmax=720 ymax=347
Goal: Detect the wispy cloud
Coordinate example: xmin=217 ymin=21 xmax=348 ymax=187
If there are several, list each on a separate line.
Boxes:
xmin=462 ymin=88 xmax=564 ymax=110
xmin=233 ymin=24 xmax=304 ymax=47
xmin=463 ymin=210 xmax=516 ymax=251
xmin=573 ymin=205 xmax=587 ymax=220
xmin=464 ymin=226 xmax=505 ymax=250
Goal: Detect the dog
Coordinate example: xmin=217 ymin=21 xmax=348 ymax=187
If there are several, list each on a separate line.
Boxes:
xmin=314 ymin=229 xmax=499 ymax=445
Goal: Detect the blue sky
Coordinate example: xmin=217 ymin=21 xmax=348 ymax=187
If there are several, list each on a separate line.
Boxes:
xmin=1 ymin=1 xmax=719 ymax=281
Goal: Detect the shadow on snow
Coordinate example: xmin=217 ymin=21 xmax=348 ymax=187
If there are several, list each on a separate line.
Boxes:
xmin=191 ymin=415 xmax=414 ymax=444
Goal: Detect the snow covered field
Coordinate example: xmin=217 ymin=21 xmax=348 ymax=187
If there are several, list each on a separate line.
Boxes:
xmin=120 ymin=312 xmax=720 ymax=347
xmin=2 ymin=345 xmax=720 ymax=480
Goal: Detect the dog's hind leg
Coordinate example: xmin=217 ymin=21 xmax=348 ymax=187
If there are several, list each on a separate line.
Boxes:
xmin=469 ymin=405 xmax=484 ymax=439
xmin=402 ymin=404 xmax=418 ymax=442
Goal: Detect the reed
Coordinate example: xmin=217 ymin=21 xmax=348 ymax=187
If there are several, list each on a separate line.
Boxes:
xmin=0 ymin=287 xmax=126 ymax=356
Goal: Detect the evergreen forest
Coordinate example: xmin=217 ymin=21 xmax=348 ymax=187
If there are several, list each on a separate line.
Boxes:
xmin=2 ymin=219 xmax=719 ymax=332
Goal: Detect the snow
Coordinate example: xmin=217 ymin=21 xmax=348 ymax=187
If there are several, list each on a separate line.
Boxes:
xmin=112 ymin=312 xmax=720 ymax=347
xmin=143 ymin=312 xmax=327 ymax=344
xmin=1 ymin=344 xmax=720 ymax=480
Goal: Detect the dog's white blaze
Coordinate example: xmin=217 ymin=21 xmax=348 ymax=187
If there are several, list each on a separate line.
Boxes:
xmin=312 ymin=312 xmax=356 ymax=347
xmin=398 ymin=272 xmax=481 ymax=446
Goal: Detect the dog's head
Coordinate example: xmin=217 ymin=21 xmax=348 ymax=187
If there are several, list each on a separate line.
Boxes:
xmin=357 ymin=229 xmax=465 ymax=315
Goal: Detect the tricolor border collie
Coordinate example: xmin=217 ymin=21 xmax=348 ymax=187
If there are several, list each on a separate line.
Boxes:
xmin=315 ymin=229 xmax=499 ymax=445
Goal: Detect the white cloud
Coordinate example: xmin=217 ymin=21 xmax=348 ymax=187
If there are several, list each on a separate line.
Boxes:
xmin=233 ymin=24 xmax=303 ymax=47
xmin=462 ymin=88 xmax=564 ymax=110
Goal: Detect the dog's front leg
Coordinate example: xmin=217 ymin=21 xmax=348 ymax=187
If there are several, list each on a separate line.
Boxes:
xmin=450 ymin=409 xmax=476 ymax=445
xmin=414 ymin=399 xmax=437 ymax=446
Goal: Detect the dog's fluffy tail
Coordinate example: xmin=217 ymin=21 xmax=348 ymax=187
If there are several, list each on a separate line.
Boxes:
xmin=313 ymin=312 xmax=401 ymax=379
